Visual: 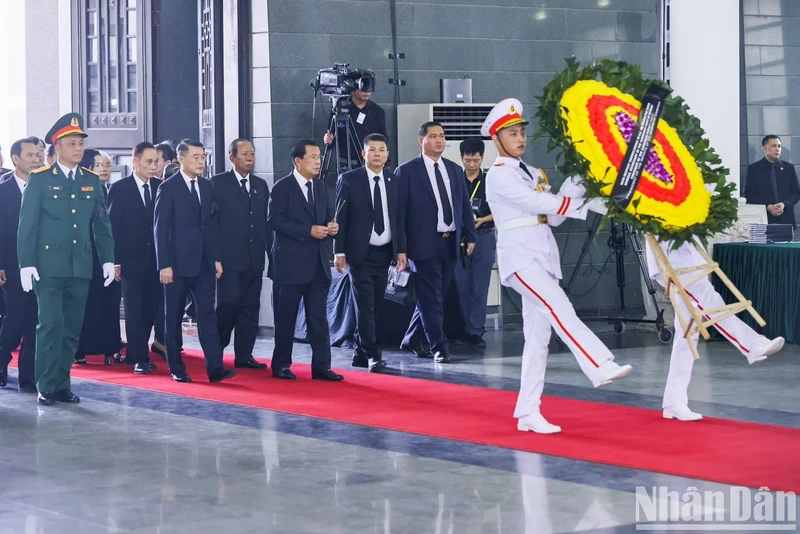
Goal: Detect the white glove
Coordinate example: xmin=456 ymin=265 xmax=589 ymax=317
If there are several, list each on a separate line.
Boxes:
xmin=102 ymin=263 xmax=116 ymax=287
xmin=20 ymin=267 xmax=40 ymax=293
xmin=559 ymin=175 xmax=587 ymax=197
xmin=587 ymin=197 xmax=609 ymax=215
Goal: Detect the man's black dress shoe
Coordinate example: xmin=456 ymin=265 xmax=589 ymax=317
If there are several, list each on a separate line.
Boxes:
xmin=272 ymin=368 xmax=296 ymax=380
xmin=312 ymin=369 xmax=344 ymax=381
xmin=369 ymin=359 xmax=388 ymax=373
xmin=434 ymin=351 xmax=451 ymax=364
xmin=54 ymin=390 xmax=80 ymax=403
xmin=171 ymin=373 xmax=192 ymax=383
xmin=18 ymin=379 xmax=37 ymax=393
xmin=133 ymin=363 xmax=150 ymax=374
xmin=400 ymin=342 xmax=432 ymax=359
xmin=235 ymin=358 xmax=267 ymax=369
xmin=38 ymin=392 xmax=55 ymax=406
xmin=0 ymin=367 xmax=7 ymax=388
xmin=146 ymin=361 xmax=157 ymax=370
xmin=209 ymin=369 xmax=237 ymax=383
xmin=351 ymin=357 xmax=369 ymax=368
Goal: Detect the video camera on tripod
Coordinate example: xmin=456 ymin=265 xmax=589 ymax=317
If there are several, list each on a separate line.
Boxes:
xmin=310 ymin=63 xmax=377 ymax=176
xmin=310 ymin=63 xmax=376 ymax=98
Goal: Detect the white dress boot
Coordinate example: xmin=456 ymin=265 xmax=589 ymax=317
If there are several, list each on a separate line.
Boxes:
xmin=518 ymin=412 xmax=562 ymax=434
xmin=663 ymin=404 xmax=703 ymax=421
xmin=591 ymin=360 xmax=633 ymax=388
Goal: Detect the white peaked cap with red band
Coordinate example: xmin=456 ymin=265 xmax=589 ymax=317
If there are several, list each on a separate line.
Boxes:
xmin=480 ymin=98 xmax=530 ymax=137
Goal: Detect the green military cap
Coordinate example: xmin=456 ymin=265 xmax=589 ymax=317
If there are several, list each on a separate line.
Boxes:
xmin=45 ymin=112 xmax=88 ymax=145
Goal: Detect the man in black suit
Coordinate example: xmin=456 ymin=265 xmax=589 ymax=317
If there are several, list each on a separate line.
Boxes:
xmin=744 ymin=135 xmax=800 ymax=226
xmin=211 ymin=139 xmax=271 ymax=370
xmin=154 ymin=139 xmax=235 ymax=384
xmin=0 ymin=138 xmax=43 ymax=390
xmin=396 ymin=121 xmax=477 ymax=363
xmin=267 ymin=140 xmax=343 ymax=381
xmin=334 ymin=134 xmax=406 ymax=372
xmin=108 ymin=142 xmax=162 ymax=375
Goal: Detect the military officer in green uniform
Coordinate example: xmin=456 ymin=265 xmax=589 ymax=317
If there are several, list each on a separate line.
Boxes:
xmin=17 ymin=112 xmax=115 ymax=405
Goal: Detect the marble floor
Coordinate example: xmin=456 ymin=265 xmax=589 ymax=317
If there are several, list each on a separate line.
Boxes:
xmin=1 ymin=324 xmax=798 ymax=533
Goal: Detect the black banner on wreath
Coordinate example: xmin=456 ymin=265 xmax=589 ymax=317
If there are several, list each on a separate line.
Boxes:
xmin=610 ymin=84 xmax=672 ymax=209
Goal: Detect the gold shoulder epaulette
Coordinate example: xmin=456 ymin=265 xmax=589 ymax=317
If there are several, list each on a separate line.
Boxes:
xmin=81 ymin=166 xmax=99 ymax=176
xmin=31 ymin=165 xmax=51 ymax=174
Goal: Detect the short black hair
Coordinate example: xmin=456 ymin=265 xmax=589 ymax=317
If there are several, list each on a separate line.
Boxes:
xmin=155 ymin=141 xmax=176 ymax=162
xmin=28 ymin=136 xmax=45 ymax=148
xmin=363 ymin=133 xmax=389 ymax=149
xmin=80 ymin=148 xmax=101 ymax=170
xmin=133 ymin=141 xmax=156 ymax=159
xmin=459 ymin=137 xmax=484 ymax=157
xmin=291 ymin=140 xmax=319 ymax=161
xmin=176 ymin=139 xmax=204 ymax=158
xmin=419 ymin=121 xmax=444 ymax=137
xmin=762 ymin=135 xmax=781 ymax=147
xmin=229 ymin=138 xmax=253 ymax=157
xmin=10 ymin=138 xmax=37 ymax=159
xmin=47 ymin=144 xmax=56 ymax=158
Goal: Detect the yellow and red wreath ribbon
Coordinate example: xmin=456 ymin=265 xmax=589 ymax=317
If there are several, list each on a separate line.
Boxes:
xmin=560 ymin=79 xmax=711 ymax=229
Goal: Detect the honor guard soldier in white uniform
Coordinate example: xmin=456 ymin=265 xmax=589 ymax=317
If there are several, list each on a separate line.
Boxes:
xmin=483 ymin=98 xmax=633 ymax=434
xmin=646 ymin=238 xmax=784 ymax=422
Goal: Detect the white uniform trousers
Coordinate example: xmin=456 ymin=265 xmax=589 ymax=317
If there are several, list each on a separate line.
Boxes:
xmin=661 ymin=275 xmax=762 ymax=409
xmin=507 ymin=264 xmax=616 ymax=418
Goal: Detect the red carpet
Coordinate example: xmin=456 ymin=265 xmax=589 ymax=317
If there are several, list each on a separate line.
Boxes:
xmin=9 ymin=349 xmax=800 ymax=492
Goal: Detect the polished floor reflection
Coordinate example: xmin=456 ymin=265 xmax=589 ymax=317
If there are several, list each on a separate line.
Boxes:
xmin=1 ymin=325 xmax=798 ymax=533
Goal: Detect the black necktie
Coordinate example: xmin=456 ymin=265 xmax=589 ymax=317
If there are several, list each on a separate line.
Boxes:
xmin=518 ymin=161 xmax=535 ymax=181
xmin=771 ymin=163 xmax=779 ymax=204
xmin=240 ymin=178 xmax=249 ymax=197
xmin=68 ymin=170 xmax=74 ymax=181
xmin=305 ymin=181 xmax=315 ymax=213
xmin=190 ymin=179 xmax=200 ymax=208
xmin=373 ymin=175 xmax=385 ymax=236
xmin=434 ymin=162 xmax=453 ymax=226
xmin=143 ymin=183 xmax=153 ymax=212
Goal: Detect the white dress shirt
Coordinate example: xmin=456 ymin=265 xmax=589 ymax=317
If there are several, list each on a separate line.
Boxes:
xmin=367 ymin=167 xmax=392 ymax=246
xmin=56 ymin=160 xmax=78 ymax=179
xmin=14 ymin=173 xmax=27 ymax=195
xmin=422 ymin=153 xmax=456 ymax=232
xmin=181 ymin=170 xmax=202 ymax=205
xmin=133 ymin=173 xmax=150 ymax=207
xmin=234 ymin=168 xmax=250 ymax=193
xmin=293 ymin=169 xmax=313 ymax=201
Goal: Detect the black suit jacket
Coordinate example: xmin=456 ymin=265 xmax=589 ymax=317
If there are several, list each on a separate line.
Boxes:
xmin=0 ymin=175 xmax=23 ymax=273
xmin=334 ymin=166 xmax=405 ymax=265
xmin=267 ymin=173 xmax=333 ymax=285
xmin=744 ymin=158 xmax=800 ymax=226
xmin=395 ymin=155 xmax=477 ymax=262
xmin=154 ymin=172 xmax=222 ymax=277
xmin=107 ymin=175 xmax=161 ymax=275
xmin=210 ymin=170 xmax=273 ymax=277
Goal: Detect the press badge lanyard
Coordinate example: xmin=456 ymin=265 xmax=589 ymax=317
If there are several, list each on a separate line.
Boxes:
xmin=470 ymin=173 xmax=483 ymax=201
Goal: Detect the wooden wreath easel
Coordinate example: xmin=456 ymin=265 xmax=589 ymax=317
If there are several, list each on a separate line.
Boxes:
xmin=644 ymin=234 xmax=766 ymax=360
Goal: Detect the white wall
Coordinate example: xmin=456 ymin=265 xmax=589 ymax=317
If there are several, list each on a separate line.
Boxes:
xmin=669 ymin=0 xmax=741 ymax=192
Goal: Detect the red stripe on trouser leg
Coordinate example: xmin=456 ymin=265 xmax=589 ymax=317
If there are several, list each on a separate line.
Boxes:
xmin=514 ymin=273 xmax=600 ymax=368
xmin=685 ymin=289 xmax=750 ymax=354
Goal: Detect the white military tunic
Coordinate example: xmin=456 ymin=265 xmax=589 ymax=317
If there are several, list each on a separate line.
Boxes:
xmin=486 ymin=156 xmax=621 ymax=418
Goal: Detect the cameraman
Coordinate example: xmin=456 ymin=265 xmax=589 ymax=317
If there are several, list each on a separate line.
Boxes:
xmin=323 ymin=88 xmax=387 ymax=170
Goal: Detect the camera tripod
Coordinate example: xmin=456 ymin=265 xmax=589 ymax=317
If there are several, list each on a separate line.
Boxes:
xmin=564 ymin=215 xmax=674 ymax=343
xmin=318 ymin=96 xmax=365 ymax=180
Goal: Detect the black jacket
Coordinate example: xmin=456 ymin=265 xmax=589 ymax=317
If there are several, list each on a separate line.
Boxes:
xmin=0 ymin=174 xmax=23 ymax=273
xmin=107 ymin=175 xmax=161 ymax=275
xmin=744 ymin=157 xmax=800 ymax=226
xmin=154 ymin=172 xmax=222 ymax=277
xmin=210 ymin=170 xmax=273 ymax=277
xmin=267 ymin=173 xmax=333 ymax=285
xmin=334 ymin=166 xmax=405 ymax=265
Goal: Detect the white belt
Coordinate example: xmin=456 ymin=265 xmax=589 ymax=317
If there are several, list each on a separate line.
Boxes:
xmin=499 ymin=216 xmax=547 ymax=231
